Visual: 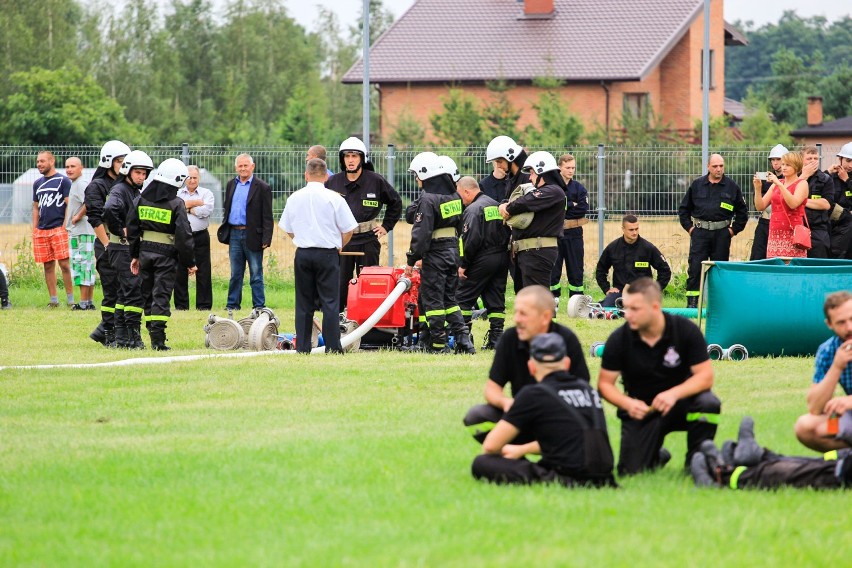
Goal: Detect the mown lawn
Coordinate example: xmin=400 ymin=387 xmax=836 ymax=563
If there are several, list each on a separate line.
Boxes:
xmin=0 ymin=284 xmax=849 ymax=566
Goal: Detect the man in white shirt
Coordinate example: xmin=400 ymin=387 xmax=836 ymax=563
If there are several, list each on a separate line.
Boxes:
xmin=65 ymin=156 xmax=96 ymax=310
xmin=173 ymin=165 xmax=215 ymax=310
xmin=280 ymin=158 xmax=358 ymax=353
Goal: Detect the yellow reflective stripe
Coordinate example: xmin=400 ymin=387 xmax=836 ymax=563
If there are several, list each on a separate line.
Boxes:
xmin=123 ymin=305 xmax=144 ymax=314
xmin=483 ymin=206 xmax=502 ymax=221
xmin=362 ymin=199 xmax=378 ymax=207
xmin=487 ymin=313 xmax=505 ymax=319
xmin=440 ymin=199 xmax=462 ymax=219
xmin=459 ymin=238 xmax=464 ymax=257
xmin=466 ymin=421 xmax=497 ymax=437
xmin=100 ymin=306 xmax=115 ymax=313
xmin=461 ymin=310 xmax=473 ymax=316
xmin=824 ymin=450 xmax=838 ymax=461
xmin=425 ymin=309 xmax=445 ymax=317
xmin=418 ymin=316 xmax=427 ymax=323
xmin=138 ymin=205 xmax=172 ymax=224
xmin=720 ymin=202 xmax=733 ymax=211
xmin=634 ymin=261 xmax=649 ymax=268
xmin=445 ymin=306 xmax=460 ymax=315
xmin=550 ymin=283 xmax=561 ymax=291
xmin=686 ymin=290 xmax=700 ymax=296
xmin=431 ymin=343 xmax=445 ymax=348
xmin=730 ymin=466 xmax=747 ymax=489
xmin=567 ymin=284 xmax=584 ymax=292
xmin=810 ymin=195 xmax=821 ymax=200
xmin=686 ymin=412 xmax=720 ymax=424
xmin=115 ymin=304 xmax=125 ymax=310
xmin=146 ymin=315 xmax=169 ymax=322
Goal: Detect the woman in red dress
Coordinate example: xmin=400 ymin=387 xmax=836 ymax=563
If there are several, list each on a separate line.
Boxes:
xmin=755 ymin=151 xmax=809 ymax=258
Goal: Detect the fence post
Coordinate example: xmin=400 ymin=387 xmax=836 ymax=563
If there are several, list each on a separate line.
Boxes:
xmin=817 ymin=142 xmax=822 ymax=169
xmin=597 ymin=143 xmax=605 ymax=258
xmin=181 ymin=142 xmax=189 ymax=164
xmin=387 ymin=143 xmax=395 ymax=267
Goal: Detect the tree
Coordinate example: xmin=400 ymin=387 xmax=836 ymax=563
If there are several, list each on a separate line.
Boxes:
xmin=0 ymin=67 xmax=144 ymax=145
xmin=522 ymin=78 xmax=584 ymax=148
xmin=429 ymin=89 xmax=484 ymax=148
xmin=391 ymin=107 xmax=426 ymax=149
xmin=482 ymin=80 xmax=521 ymax=141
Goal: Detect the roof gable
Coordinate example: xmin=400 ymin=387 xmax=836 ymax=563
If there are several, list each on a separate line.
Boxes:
xmin=791 ymin=116 xmax=852 ymax=137
xmin=343 ymin=0 xmax=705 ymax=84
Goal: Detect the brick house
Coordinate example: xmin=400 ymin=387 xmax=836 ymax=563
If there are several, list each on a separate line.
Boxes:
xmin=790 ymin=97 xmax=852 ymax=156
xmin=343 ymin=0 xmax=746 ymax=142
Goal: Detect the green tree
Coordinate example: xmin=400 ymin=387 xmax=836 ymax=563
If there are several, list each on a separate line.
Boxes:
xmin=482 ymin=79 xmax=521 ymax=141
xmin=391 ymin=107 xmax=426 ymax=149
xmin=429 ymin=89 xmax=484 ymax=147
xmin=522 ymin=82 xmax=584 ymax=148
xmin=0 ymin=67 xmax=144 ymax=145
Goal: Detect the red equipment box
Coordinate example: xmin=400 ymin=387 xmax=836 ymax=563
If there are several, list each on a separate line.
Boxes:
xmin=346 ymin=267 xmax=419 ymax=329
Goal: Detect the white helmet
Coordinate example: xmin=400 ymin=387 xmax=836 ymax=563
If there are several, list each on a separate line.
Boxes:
xmin=768 ymin=144 xmax=789 ymax=159
xmin=408 ymin=152 xmax=444 ymax=181
xmin=522 ymin=151 xmax=559 ymax=175
xmin=339 ymin=136 xmax=368 ymax=171
xmin=837 ymin=142 xmax=852 ymax=160
xmin=118 ymin=150 xmax=154 ymax=176
xmin=438 ymin=156 xmax=460 ymax=182
xmin=485 ymin=135 xmax=522 ymax=163
xmin=99 ymin=140 xmax=131 ymax=169
xmin=153 ymin=159 xmax=189 ymax=188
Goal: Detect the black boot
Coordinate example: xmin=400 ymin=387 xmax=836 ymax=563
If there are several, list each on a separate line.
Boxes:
xmin=114 ymin=325 xmax=129 ymax=349
xmin=104 ymin=327 xmax=117 ymax=349
xmin=484 ymin=319 xmax=503 ymax=350
xmin=89 ymin=322 xmax=107 ymax=345
xmin=454 ymin=331 xmax=476 ymax=354
xmin=686 ymin=295 xmax=698 ymax=309
xmin=413 ymin=324 xmax=431 ymax=351
xmin=127 ymin=325 xmax=146 ymax=350
xmin=150 ymin=329 xmax=171 ymax=351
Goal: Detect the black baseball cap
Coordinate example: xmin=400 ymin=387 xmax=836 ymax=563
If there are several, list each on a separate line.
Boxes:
xmin=529 ymin=333 xmax=567 ymax=362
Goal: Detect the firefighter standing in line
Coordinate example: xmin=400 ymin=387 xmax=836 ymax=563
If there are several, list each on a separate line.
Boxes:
xmin=128 ymin=159 xmax=196 ymax=351
xmin=103 ymin=150 xmax=154 ymax=349
xmin=678 ymin=154 xmax=748 ymax=308
xmin=456 ymin=176 xmax=510 ymax=350
xmin=828 ymin=142 xmax=852 ymax=259
xmin=549 ymin=153 xmax=589 ymax=305
xmin=498 ymin=151 xmax=566 ymax=291
xmin=404 ymin=152 xmax=475 ymax=354
xmin=801 ymin=145 xmax=835 ymax=259
xmin=84 ymin=140 xmax=131 ymax=347
xmin=749 ymin=144 xmax=787 ymax=260
xmin=326 ymin=137 xmax=402 ymax=312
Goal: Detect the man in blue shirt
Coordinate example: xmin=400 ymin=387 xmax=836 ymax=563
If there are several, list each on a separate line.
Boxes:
xmin=32 ymin=151 xmax=74 ymax=307
xmin=795 ymin=291 xmax=852 ymax=452
xmin=221 ymin=153 xmax=274 ymax=310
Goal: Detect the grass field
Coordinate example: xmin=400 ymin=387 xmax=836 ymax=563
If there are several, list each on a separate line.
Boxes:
xmin=1 ymin=282 xmax=850 ymax=566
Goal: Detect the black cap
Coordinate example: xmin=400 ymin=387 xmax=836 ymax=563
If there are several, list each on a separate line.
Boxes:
xmin=529 ymin=333 xmax=567 ymax=363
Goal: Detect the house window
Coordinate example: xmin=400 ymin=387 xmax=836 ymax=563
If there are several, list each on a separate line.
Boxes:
xmin=623 ymin=93 xmax=650 ymax=119
xmin=700 ymin=49 xmax=716 ymax=89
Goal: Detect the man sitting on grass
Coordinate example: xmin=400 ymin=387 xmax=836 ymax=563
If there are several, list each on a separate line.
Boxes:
xmin=598 ymin=277 xmax=719 ymax=475
xmin=794 ymin=290 xmax=852 ymax=452
xmin=472 ymin=333 xmax=616 ymax=487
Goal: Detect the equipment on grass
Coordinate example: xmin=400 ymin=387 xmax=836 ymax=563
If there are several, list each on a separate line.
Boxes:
xmin=247 ymin=308 xmax=281 ymax=351
xmin=707 ymin=343 xmax=749 ymax=361
xmin=567 ymin=294 xmax=593 ymax=318
xmin=205 ymin=308 xmax=281 ymax=351
xmin=589 ymin=341 xmax=605 ymax=358
xmin=345 ymin=266 xmax=421 ymax=350
xmin=205 ymin=314 xmax=245 ymax=350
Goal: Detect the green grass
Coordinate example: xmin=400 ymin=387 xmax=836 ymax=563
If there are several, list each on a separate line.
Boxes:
xmin=1 ymin=283 xmax=850 ymax=566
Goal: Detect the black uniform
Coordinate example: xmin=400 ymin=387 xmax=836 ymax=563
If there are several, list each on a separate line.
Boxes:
xmin=805 ymin=170 xmax=835 ymax=259
xmin=326 ymin=169 xmax=402 ymax=310
xmin=550 ymin=179 xmax=589 ymax=298
xmin=471 ymin=370 xmax=617 ymax=487
xmin=127 ymin=181 xmax=195 ymax=350
xmin=406 ymin=175 xmax=468 ymax=352
xmin=84 ymin=168 xmax=122 ymax=342
xmin=830 ymin=171 xmax=852 ymax=259
xmin=503 ymin=169 xmax=531 ymax=294
xmin=678 ymin=174 xmax=748 ymax=305
xmin=749 ymin=179 xmax=776 ymax=261
xmin=464 ymin=322 xmax=590 ymax=442
xmin=601 ymin=313 xmax=720 ymax=475
xmin=103 ymin=178 xmax=145 ymax=347
xmin=457 ymin=192 xmax=510 ymax=349
xmin=507 ymin=181 xmax=565 ymax=291
xmin=595 ymin=236 xmax=671 ymax=307
xmin=479 ymin=173 xmax=507 ymax=202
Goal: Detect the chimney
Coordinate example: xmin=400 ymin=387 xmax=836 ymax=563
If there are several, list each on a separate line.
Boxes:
xmin=524 ymin=0 xmax=554 ymax=17
xmin=807 ymin=96 xmax=823 ymax=127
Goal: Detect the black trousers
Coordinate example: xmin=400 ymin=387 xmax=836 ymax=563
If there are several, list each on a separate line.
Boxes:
xmin=600 ymin=291 xmax=622 ymax=307
xmin=339 ymin=238 xmax=380 ymax=310
xmin=807 ymin=228 xmax=831 ymax=259
xmin=472 ymin=455 xmax=615 ymax=487
xmin=0 ymin=267 xmax=8 ymax=300
xmin=617 ymin=390 xmax=721 ymax=475
xmin=109 ymin=245 xmax=144 ymax=328
xmin=295 ymin=247 xmax=342 ymax=354
xmin=736 ymin=455 xmax=847 ymax=490
xmin=749 ymin=218 xmax=769 ymax=260
xmin=464 ymin=403 xmax=535 ymax=445
xmin=419 ymin=245 xmax=466 ymax=348
xmin=830 ymin=218 xmax=852 ymax=259
xmin=139 ymin=247 xmax=178 ymax=334
xmin=686 ymin=228 xmax=731 ymax=294
xmin=95 ymin=240 xmax=118 ymax=329
xmin=513 ymin=246 xmax=558 ymax=291
xmin=457 ymin=251 xmax=509 ymax=324
xmin=173 ymin=229 xmax=213 ymax=310
xmin=550 ymin=228 xmax=585 ymax=298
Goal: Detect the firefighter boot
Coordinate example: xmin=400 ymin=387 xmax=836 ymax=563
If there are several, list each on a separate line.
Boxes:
xmin=150 ymin=329 xmax=171 ymax=351
xmin=413 ymin=325 xmax=431 ymax=351
xmin=686 ymin=295 xmax=698 ymax=309
xmin=127 ymin=325 xmax=146 ymax=350
xmin=114 ymin=324 xmax=129 ymax=349
xmin=104 ymin=327 xmax=117 ymax=349
xmin=455 ymin=331 xmax=476 ymax=355
xmin=89 ymin=322 xmax=107 ymax=345
xmin=483 ymin=319 xmax=504 ymax=350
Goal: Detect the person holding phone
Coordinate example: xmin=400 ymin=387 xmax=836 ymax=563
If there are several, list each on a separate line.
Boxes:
xmin=756 ymin=151 xmax=809 ymax=258
xmin=749 ymin=145 xmax=787 ymax=260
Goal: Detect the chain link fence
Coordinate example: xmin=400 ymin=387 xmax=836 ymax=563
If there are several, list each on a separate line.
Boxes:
xmin=1 ymin=143 xmax=842 ymax=283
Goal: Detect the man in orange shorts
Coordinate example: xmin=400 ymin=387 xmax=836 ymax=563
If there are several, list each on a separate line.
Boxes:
xmin=32 ymin=151 xmax=74 ymax=307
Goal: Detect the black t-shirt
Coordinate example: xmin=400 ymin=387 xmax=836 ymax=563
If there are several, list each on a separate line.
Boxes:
xmin=503 ymin=371 xmax=612 ymax=475
xmin=601 ymin=313 xmax=708 ymax=404
xmin=489 ymin=321 xmax=589 ymax=396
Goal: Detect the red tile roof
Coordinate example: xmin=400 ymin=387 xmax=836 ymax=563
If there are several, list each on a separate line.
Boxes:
xmin=343 ymin=0 xmax=706 ymax=84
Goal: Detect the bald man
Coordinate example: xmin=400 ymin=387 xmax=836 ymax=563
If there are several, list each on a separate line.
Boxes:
xmin=678 ymin=154 xmax=748 ymax=308
xmin=65 ymin=156 xmax=96 ymax=309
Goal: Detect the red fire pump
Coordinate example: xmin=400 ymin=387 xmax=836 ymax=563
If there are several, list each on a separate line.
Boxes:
xmin=345 ymin=266 xmax=422 ymax=349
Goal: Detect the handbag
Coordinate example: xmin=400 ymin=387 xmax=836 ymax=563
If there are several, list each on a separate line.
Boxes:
xmin=216 ymin=223 xmax=231 ymax=244
xmin=782 ymin=194 xmax=811 ymax=251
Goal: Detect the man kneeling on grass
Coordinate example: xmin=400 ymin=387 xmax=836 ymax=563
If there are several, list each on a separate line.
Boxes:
xmin=472 ymin=333 xmax=617 ymax=487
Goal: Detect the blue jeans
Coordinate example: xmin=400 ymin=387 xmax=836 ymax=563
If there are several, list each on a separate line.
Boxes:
xmin=227 ymin=229 xmax=265 ymax=309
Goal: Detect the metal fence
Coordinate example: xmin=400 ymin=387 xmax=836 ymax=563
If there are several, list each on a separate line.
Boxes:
xmin=0 ymin=143 xmax=843 ymax=281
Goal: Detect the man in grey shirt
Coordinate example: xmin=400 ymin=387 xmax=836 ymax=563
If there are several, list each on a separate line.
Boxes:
xmin=65 ymin=156 xmax=96 ymax=310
